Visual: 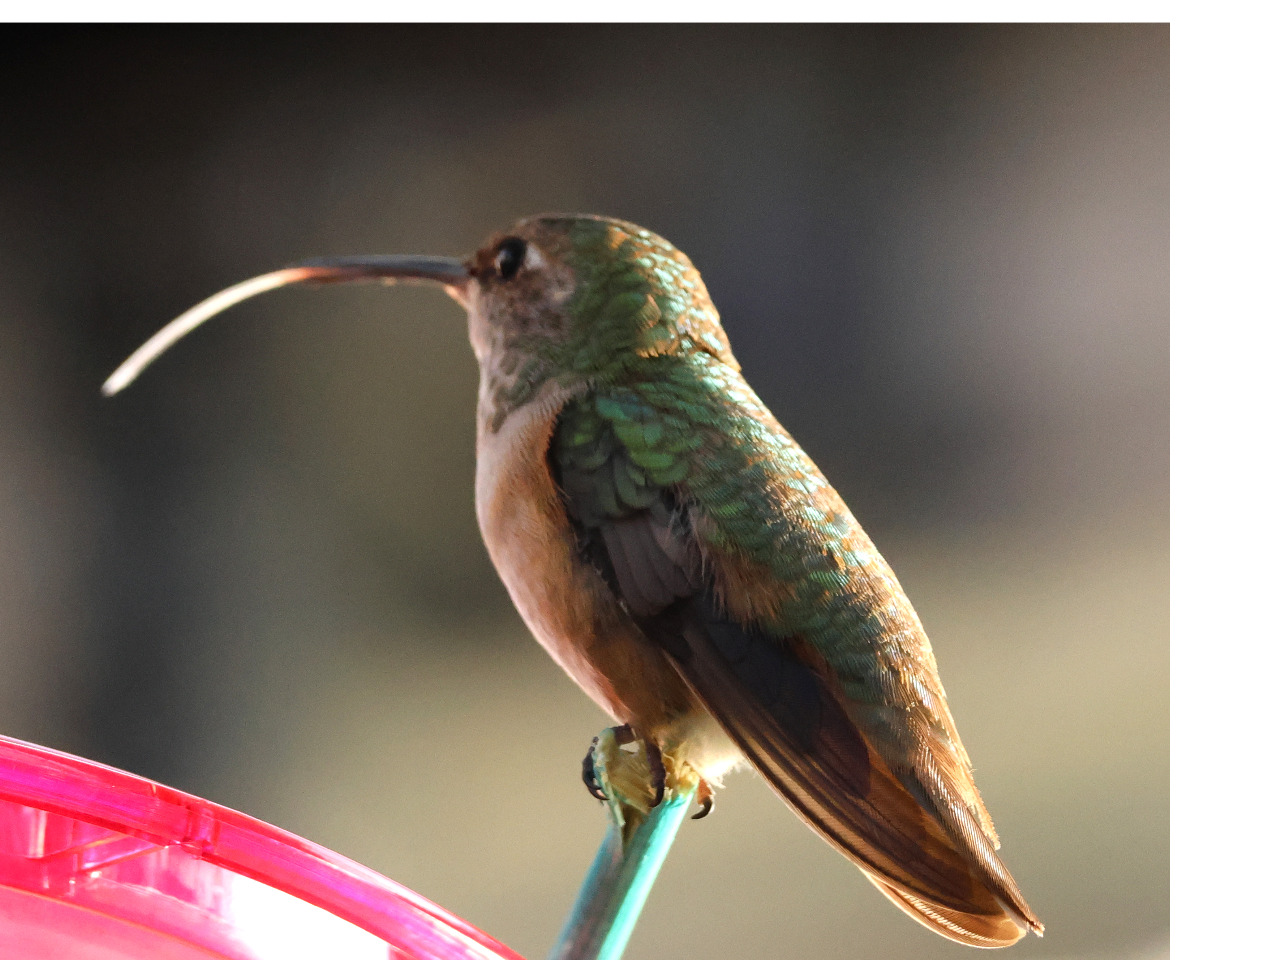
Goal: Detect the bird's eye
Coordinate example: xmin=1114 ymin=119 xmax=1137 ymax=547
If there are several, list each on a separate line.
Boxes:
xmin=495 ymin=238 xmax=526 ymax=281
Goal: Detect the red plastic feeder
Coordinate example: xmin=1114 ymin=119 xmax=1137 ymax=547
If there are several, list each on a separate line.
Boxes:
xmin=0 ymin=735 xmax=525 ymax=959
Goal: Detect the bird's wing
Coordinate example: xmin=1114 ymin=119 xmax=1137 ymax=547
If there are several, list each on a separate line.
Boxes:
xmin=550 ymin=377 xmax=1041 ymax=947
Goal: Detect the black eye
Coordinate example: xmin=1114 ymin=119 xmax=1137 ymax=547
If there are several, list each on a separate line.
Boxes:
xmin=495 ymin=238 xmax=526 ymax=281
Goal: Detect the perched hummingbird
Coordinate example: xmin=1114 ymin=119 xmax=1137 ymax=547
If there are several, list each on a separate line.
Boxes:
xmin=105 ymin=214 xmax=1043 ymax=947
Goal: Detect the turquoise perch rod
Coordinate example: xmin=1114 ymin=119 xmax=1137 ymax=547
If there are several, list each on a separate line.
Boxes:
xmin=548 ymin=727 xmax=695 ymax=960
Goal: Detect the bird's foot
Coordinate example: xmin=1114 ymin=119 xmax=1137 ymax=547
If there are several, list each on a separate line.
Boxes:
xmin=582 ymin=727 xmax=710 ymax=842
xmin=581 ymin=724 xmax=668 ymax=811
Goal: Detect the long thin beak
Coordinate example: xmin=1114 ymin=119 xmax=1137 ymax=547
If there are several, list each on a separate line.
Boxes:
xmin=101 ymin=255 xmax=470 ymax=397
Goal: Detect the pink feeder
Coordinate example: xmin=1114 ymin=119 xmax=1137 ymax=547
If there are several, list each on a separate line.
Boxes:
xmin=0 ymin=735 xmax=525 ymax=960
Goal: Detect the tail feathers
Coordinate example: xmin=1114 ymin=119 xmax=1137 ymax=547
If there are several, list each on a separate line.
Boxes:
xmin=648 ymin=595 xmax=1044 ymax=947
xmin=863 ymin=872 xmax=1038 ymax=948
xmin=908 ymin=754 xmax=1045 ymax=942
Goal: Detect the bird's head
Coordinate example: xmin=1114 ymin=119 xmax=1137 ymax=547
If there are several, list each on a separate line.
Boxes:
xmin=452 ymin=215 xmax=735 ymax=386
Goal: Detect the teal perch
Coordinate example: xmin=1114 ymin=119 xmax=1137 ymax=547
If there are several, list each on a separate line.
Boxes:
xmin=104 ymin=214 xmax=1042 ymax=951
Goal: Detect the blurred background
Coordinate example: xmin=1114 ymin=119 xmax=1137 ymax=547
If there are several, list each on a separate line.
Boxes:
xmin=0 ymin=24 xmax=1166 ymax=960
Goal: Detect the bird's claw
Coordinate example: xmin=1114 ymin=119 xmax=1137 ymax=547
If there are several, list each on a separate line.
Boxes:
xmin=691 ymin=778 xmax=715 ymax=819
xmin=583 ymin=724 xmax=637 ymax=803
xmin=645 ymin=740 xmax=666 ymax=807
xmin=581 ymin=737 xmax=607 ymax=802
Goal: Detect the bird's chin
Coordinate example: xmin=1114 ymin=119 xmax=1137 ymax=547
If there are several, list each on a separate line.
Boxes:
xmin=444 ymin=280 xmax=473 ymax=310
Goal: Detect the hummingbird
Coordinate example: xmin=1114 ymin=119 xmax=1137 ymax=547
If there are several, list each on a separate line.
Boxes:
xmin=105 ymin=214 xmax=1043 ymax=948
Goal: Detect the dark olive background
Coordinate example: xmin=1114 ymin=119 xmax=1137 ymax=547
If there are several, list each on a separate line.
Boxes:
xmin=0 ymin=24 xmax=1167 ymax=960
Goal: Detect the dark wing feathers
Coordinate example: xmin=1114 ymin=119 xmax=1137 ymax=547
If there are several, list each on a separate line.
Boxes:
xmin=549 ymin=395 xmax=1038 ymax=947
xmin=661 ymin=597 xmax=1019 ymax=922
xmin=598 ymin=506 xmax=699 ymax=617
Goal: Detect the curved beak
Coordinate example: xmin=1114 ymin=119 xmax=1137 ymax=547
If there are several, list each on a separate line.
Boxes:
xmin=102 ymin=255 xmax=470 ymax=396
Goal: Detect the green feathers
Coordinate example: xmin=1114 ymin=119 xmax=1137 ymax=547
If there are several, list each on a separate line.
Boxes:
xmin=553 ymin=389 xmax=691 ymax=528
xmin=551 ymin=351 xmax=909 ymax=694
xmin=556 ymin=218 xmax=738 ymax=376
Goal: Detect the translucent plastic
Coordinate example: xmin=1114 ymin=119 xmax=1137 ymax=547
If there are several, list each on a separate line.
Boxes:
xmin=0 ymin=735 xmax=524 ymax=960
